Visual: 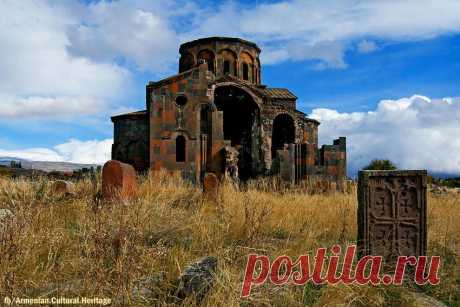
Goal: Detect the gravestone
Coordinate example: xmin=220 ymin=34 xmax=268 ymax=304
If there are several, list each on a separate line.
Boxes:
xmin=277 ymin=145 xmax=295 ymax=184
xmin=203 ymin=172 xmax=219 ymax=202
xmin=102 ymin=160 xmax=138 ymax=200
xmin=329 ymin=181 xmax=337 ymax=194
xmin=358 ymin=170 xmax=427 ymax=261
xmin=52 ymin=180 xmax=76 ymax=195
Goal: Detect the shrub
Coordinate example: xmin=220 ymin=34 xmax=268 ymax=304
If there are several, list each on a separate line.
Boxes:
xmin=363 ymin=159 xmax=397 ymax=170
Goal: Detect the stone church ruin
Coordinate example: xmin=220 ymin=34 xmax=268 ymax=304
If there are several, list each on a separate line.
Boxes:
xmin=111 ymin=37 xmax=346 ymax=183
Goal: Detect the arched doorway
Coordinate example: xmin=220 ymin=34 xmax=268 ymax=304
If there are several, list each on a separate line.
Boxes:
xmin=214 ymin=86 xmax=261 ymax=180
xmin=271 ymin=114 xmax=295 ymax=159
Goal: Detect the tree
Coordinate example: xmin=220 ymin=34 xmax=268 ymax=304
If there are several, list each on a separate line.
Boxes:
xmin=363 ymin=159 xmax=397 ymax=170
xmin=10 ymin=160 xmax=22 ymax=169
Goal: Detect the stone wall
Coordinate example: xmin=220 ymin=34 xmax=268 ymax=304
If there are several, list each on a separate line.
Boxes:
xmin=112 ymin=113 xmax=149 ymax=171
xmin=320 ymin=137 xmax=347 ymax=179
xmin=148 ymin=62 xmax=227 ymax=182
xmin=111 ymin=37 xmax=347 ymax=185
xmin=178 ymin=37 xmax=261 ymax=85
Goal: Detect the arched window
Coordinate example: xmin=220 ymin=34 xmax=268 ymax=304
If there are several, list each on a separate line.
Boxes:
xmin=240 ymin=52 xmax=253 ymax=81
xmin=242 ymin=63 xmax=249 ymax=80
xmin=220 ymin=49 xmax=237 ymax=76
xmin=223 ymin=60 xmax=230 ymax=75
xmin=271 ymin=114 xmax=295 ymax=159
xmin=197 ymin=50 xmax=215 ymax=73
xmin=176 ymin=135 xmax=186 ymax=162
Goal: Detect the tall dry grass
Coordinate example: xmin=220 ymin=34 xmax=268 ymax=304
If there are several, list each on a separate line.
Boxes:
xmin=0 ymin=171 xmax=458 ymax=306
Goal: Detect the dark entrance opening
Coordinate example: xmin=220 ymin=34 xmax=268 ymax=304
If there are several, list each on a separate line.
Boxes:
xmin=223 ymin=60 xmax=230 ymax=75
xmin=176 ymin=135 xmax=186 ymax=162
xmin=242 ymin=63 xmax=249 ymax=80
xmin=214 ymin=86 xmax=261 ymax=180
xmin=271 ymin=114 xmax=295 ymax=159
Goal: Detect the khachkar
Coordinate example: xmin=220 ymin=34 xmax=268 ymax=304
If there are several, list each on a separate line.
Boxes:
xmin=357 ymin=170 xmax=427 ymax=261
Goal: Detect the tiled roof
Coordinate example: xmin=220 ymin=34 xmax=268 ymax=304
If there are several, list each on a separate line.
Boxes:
xmin=260 ymin=88 xmax=297 ymax=100
xmin=180 ymin=37 xmax=261 ymax=53
xmin=213 ymin=76 xmax=297 ymax=100
xmin=111 ymin=110 xmax=146 ymax=119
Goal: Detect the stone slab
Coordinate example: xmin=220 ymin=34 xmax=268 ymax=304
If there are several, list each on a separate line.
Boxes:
xmin=358 ymin=170 xmax=427 ymax=261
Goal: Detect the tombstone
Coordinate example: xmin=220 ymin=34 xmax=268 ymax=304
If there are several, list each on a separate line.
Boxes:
xmin=203 ymin=172 xmax=219 ymax=202
xmin=102 ymin=160 xmax=138 ymax=200
xmin=223 ymin=146 xmax=239 ymax=185
xmin=358 ymin=170 xmax=427 ymax=261
xmin=52 ymin=180 xmax=76 ymax=195
xmin=277 ymin=145 xmax=295 ymax=184
xmin=346 ymin=179 xmax=355 ymax=194
xmin=329 ymin=181 xmax=337 ymax=194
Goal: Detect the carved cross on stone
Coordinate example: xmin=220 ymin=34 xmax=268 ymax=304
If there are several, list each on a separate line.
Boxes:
xmin=358 ymin=170 xmax=427 ymax=262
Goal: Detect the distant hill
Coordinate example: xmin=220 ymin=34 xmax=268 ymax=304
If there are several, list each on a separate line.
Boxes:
xmin=0 ymin=157 xmax=100 ymax=172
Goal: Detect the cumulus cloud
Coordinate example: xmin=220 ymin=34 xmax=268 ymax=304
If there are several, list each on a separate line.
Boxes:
xmin=17 ymin=0 xmax=458 ymax=78
xmin=310 ymin=95 xmax=460 ymax=176
xmin=0 ymin=1 xmax=131 ymax=120
xmin=54 ymin=139 xmax=112 ymax=164
xmin=66 ymin=0 xmax=180 ymax=72
xmin=2 ymin=0 xmax=460 ymax=121
xmin=0 ymin=139 xmax=112 ymax=164
xmin=189 ymin=0 xmax=460 ymax=68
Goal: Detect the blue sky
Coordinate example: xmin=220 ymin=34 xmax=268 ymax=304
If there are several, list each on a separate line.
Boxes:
xmin=0 ymin=0 xmax=459 ymax=175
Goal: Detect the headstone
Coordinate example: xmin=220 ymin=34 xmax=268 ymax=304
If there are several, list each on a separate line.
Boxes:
xmin=52 ymin=180 xmax=76 ymax=195
xmin=203 ymin=172 xmax=219 ymax=202
xmin=102 ymin=160 xmax=138 ymax=200
xmin=358 ymin=170 xmax=427 ymax=261
xmin=329 ymin=181 xmax=337 ymax=193
xmin=224 ymin=146 xmax=239 ymax=184
xmin=175 ymin=256 xmax=217 ymax=302
xmin=277 ymin=144 xmax=295 ymax=184
xmin=346 ymin=179 xmax=355 ymax=194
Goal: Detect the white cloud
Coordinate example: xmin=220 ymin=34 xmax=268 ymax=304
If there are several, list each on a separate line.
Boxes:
xmin=0 ymin=139 xmax=112 ymax=164
xmin=54 ymin=139 xmax=112 ymax=164
xmin=1 ymin=0 xmax=460 ymax=121
xmin=0 ymin=1 xmax=131 ymax=120
xmin=66 ymin=0 xmax=180 ymax=72
xmin=8 ymin=0 xmax=455 ymax=81
xmin=0 ymin=95 xmax=104 ymax=119
xmin=310 ymin=95 xmax=460 ymax=176
xmin=357 ymin=40 xmax=378 ymax=53
xmin=186 ymin=0 xmax=460 ymax=67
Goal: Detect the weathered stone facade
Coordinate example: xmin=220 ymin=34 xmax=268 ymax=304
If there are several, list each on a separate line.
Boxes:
xmin=111 ymin=37 xmax=347 ymax=183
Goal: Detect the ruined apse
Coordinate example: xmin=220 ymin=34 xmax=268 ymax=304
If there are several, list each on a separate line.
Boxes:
xmin=111 ymin=37 xmax=346 ymax=183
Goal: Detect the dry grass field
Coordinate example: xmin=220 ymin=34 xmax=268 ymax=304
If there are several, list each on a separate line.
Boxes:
xmin=0 ymin=171 xmax=458 ymax=306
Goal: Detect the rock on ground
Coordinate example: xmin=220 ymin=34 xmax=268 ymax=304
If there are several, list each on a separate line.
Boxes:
xmin=175 ymin=256 xmax=218 ymax=302
xmin=132 ymin=271 xmax=166 ymax=300
xmin=412 ymin=292 xmax=447 ymax=307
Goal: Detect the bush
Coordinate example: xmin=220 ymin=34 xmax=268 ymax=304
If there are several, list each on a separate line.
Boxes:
xmin=363 ymin=159 xmax=397 ymax=170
